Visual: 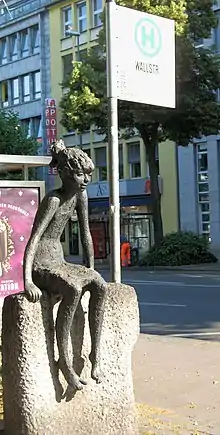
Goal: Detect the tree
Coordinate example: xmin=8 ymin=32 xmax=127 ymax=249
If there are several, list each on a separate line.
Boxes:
xmin=0 ymin=110 xmax=39 ymax=179
xmin=60 ymin=0 xmax=220 ymax=246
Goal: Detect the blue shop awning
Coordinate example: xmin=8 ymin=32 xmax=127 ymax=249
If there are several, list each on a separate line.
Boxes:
xmin=88 ymin=195 xmax=153 ymax=209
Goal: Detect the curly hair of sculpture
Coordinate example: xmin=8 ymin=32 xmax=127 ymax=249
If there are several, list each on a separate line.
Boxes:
xmin=23 ymin=139 xmax=108 ymax=391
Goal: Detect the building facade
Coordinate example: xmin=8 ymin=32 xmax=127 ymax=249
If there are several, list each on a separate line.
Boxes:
xmin=178 ymin=2 xmax=220 ymax=250
xmin=48 ymin=0 xmax=179 ymax=257
xmin=0 ymin=0 xmax=52 ymax=183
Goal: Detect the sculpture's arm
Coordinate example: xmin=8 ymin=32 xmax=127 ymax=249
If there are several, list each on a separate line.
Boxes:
xmin=23 ymin=196 xmax=60 ymax=286
xmin=76 ymin=190 xmax=94 ymax=269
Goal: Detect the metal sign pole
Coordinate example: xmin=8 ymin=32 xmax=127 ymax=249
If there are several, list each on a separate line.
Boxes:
xmin=106 ymin=0 xmax=121 ymax=283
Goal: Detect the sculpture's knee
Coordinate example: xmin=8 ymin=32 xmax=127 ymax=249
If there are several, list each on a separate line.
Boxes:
xmin=67 ymin=283 xmax=82 ymax=300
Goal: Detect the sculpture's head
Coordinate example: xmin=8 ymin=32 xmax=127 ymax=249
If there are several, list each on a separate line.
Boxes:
xmin=50 ymin=140 xmax=95 ymax=192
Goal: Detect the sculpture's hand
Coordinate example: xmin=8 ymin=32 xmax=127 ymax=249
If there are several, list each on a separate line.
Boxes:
xmin=25 ymin=282 xmax=42 ymax=303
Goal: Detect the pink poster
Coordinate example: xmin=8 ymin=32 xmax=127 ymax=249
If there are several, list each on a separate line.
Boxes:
xmin=0 ymin=187 xmax=39 ymax=298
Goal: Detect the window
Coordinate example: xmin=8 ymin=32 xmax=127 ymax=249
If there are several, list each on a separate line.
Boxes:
xmin=95 ymin=147 xmax=107 ymax=181
xmin=62 ymin=6 xmax=72 ymax=37
xmin=62 ymin=54 xmax=73 ymax=80
xmin=21 ymin=119 xmax=31 ymax=137
xmin=21 ymin=29 xmax=29 ymax=57
xmin=1 ymin=81 xmax=9 ymax=107
xmin=0 ymin=38 xmax=7 ymax=65
xmin=195 ymin=38 xmax=203 ymax=48
xmin=21 ymin=75 xmax=30 ymax=102
xmin=11 ymin=78 xmax=19 ymax=105
xmin=84 ymin=149 xmax=91 ymax=158
xmin=128 ymin=142 xmax=141 ymax=178
xmin=77 ymin=2 xmax=87 ymax=33
xmin=92 ymin=0 xmax=102 ymax=27
xmin=119 ymin=144 xmax=123 ymax=179
xmin=31 ymin=25 xmax=40 ymax=54
xmin=9 ymin=34 xmax=18 ymax=61
xmin=197 ymin=143 xmax=210 ymax=239
xmin=33 ymin=71 xmax=41 ymax=99
xmin=32 ymin=117 xmax=42 ymax=138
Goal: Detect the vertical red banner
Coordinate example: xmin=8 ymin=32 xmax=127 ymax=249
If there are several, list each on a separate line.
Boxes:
xmin=45 ymin=98 xmax=57 ymax=175
xmin=0 ymin=187 xmax=39 ymax=298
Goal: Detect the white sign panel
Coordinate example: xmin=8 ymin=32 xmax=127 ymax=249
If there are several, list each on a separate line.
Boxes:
xmin=112 ymin=5 xmax=175 ymax=108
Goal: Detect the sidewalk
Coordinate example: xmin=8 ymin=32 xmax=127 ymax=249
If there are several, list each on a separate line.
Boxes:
xmin=134 ymin=334 xmax=220 ymax=434
xmin=66 ymin=255 xmax=220 ymax=273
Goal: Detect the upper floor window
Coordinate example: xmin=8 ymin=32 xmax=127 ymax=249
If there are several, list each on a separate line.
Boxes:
xmin=128 ymin=142 xmax=141 ymax=178
xmin=33 ymin=71 xmax=41 ymax=99
xmin=32 ymin=117 xmax=42 ymax=138
xmin=62 ymin=6 xmax=72 ymax=37
xmin=92 ymin=0 xmax=102 ymax=27
xmin=119 ymin=144 xmax=124 ymax=179
xmin=11 ymin=78 xmax=19 ymax=105
xmin=21 ymin=29 xmax=29 ymax=58
xmin=0 ymin=38 xmax=7 ymax=65
xmin=21 ymin=75 xmax=30 ymax=102
xmin=62 ymin=54 xmax=73 ymax=80
xmin=9 ymin=34 xmax=17 ymax=61
xmin=77 ymin=2 xmax=87 ymax=33
xmin=21 ymin=119 xmax=31 ymax=137
xmin=95 ymin=146 xmax=107 ymax=181
xmin=31 ymin=25 xmax=40 ymax=54
xmin=1 ymin=81 xmax=9 ymax=108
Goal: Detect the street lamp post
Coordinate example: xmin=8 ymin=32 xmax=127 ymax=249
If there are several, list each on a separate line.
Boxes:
xmin=66 ymin=28 xmax=82 ymax=149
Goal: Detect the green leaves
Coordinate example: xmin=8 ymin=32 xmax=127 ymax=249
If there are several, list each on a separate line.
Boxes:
xmin=60 ymin=0 xmax=220 ymax=147
xmin=0 ymin=110 xmax=38 ymax=156
xmin=139 ymin=231 xmax=218 ymax=266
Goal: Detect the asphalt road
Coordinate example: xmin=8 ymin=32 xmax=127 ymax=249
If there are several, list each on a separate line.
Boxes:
xmin=100 ymin=269 xmax=220 ymax=341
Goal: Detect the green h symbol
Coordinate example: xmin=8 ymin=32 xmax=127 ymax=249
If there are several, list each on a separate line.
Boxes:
xmin=141 ymin=25 xmax=155 ymax=49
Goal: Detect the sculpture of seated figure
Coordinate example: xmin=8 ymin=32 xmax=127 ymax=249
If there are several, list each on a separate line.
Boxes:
xmin=23 ymin=140 xmax=108 ymax=391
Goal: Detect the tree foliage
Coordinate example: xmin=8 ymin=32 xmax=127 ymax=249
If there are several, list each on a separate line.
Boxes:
xmin=0 ymin=110 xmax=39 ymax=179
xmin=60 ymin=0 xmax=220 ymax=246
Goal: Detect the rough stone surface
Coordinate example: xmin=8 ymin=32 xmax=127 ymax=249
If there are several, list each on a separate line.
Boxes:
xmin=2 ymin=283 xmax=139 ymax=435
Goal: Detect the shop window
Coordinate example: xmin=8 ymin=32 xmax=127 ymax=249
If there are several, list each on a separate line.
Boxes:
xmin=21 ymin=74 xmax=30 ymax=102
xmin=128 ymin=142 xmax=141 ymax=178
xmin=62 ymin=6 xmax=72 ymax=37
xmin=9 ymin=33 xmax=17 ymax=61
xmin=77 ymin=2 xmax=87 ymax=33
xmin=62 ymin=54 xmax=73 ymax=80
xmin=95 ymin=146 xmax=107 ymax=181
xmin=21 ymin=29 xmax=29 ymax=58
xmin=33 ymin=71 xmax=41 ymax=99
xmin=1 ymin=81 xmax=9 ymax=107
xmin=11 ymin=78 xmax=19 ymax=105
xmin=92 ymin=0 xmax=102 ymax=27
xmin=0 ymin=38 xmax=7 ymax=65
xmin=31 ymin=25 xmax=40 ymax=54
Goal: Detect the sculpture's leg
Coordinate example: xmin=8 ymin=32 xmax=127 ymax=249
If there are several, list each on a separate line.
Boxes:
xmin=89 ymin=281 xmax=107 ymax=383
xmin=55 ymin=284 xmax=86 ymax=390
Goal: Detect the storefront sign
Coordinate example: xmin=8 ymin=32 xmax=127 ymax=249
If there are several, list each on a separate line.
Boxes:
xmin=0 ymin=187 xmax=39 ymax=298
xmin=45 ymin=98 xmax=57 ymax=175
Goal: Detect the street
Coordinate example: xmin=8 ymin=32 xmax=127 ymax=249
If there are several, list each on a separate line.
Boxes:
xmin=100 ymin=269 xmax=220 ymax=340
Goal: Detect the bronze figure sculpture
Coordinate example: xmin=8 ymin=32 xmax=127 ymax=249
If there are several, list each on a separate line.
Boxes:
xmin=23 ymin=140 xmax=108 ymax=391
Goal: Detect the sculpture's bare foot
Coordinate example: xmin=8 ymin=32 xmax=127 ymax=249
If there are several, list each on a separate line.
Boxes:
xmin=89 ymin=354 xmax=103 ymax=384
xmin=58 ymin=359 xmax=87 ymax=390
